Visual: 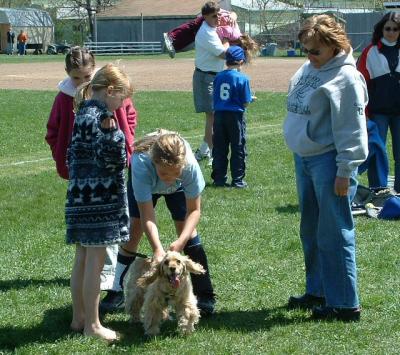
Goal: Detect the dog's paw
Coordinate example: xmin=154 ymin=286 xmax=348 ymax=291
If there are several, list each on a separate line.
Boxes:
xmin=178 ymin=325 xmax=195 ymax=335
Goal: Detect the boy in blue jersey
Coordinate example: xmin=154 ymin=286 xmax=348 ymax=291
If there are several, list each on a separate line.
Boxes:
xmin=212 ymin=45 xmax=254 ymax=188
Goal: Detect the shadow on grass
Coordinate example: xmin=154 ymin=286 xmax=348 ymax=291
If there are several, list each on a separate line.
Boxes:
xmin=108 ymin=306 xmax=309 ymax=348
xmin=275 ymin=204 xmax=299 ymax=214
xmin=205 ymin=182 xmax=230 ymax=189
xmin=0 ymin=305 xmax=75 ymax=350
xmin=0 ymin=277 xmax=69 ymax=292
xmin=198 ymin=306 xmax=306 ymax=332
xmin=0 ymin=305 xmax=149 ymax=351
xmin=0 ymin=306 xmax=309 ymax=350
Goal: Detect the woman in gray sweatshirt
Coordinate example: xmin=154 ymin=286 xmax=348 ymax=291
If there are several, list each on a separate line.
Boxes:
xmin=284 ymin=14 xmax=368 ymax=322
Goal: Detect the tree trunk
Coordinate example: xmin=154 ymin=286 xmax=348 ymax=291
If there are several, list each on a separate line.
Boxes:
xmin=85 ymin=0 xmax=95 ymax=41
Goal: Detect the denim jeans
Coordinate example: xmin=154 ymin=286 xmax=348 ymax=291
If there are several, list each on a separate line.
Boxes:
xmin=211 ymin=111 xmax=246 ymax=185
xmin=370 ymin=114 xmax=400 ymax=192
xmin=18 ymin=43 xmax=26 ymax=55
xmin=7 ymin=42 xmax=13 ymax=54
xmin=294 ymin=150 xmax=359 ymax=308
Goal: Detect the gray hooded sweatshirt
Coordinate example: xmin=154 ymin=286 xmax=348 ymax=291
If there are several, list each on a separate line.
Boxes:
xmin=283 ymin=50 xmax=369 ymax=178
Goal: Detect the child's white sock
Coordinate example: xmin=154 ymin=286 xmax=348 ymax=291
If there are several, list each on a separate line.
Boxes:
xmin=200 ymin=141 xmax=210 ymax=154
xmin=111 ymin=253 xmax=136 ymax=292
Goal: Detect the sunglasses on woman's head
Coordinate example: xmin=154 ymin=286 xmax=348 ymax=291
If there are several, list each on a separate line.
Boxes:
xmin=302 ymin=47 xmax=321 ymax=56
xmin=384 ymin=26 xmax=399 ymax=32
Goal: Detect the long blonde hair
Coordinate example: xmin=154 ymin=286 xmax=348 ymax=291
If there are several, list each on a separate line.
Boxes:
xmin=134 ymin=129 xmax=187 ymax=168
xmin=74 ymin=63 xmax=133 ymax=111
xmin=298 ymin=14 xmax=351 ymax=54
xmin=230 ymin=34 xmax=259 ymax=63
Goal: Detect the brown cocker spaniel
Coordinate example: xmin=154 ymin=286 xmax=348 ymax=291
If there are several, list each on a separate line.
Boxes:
xmin=124 ymin=251 xmax=205 ymax=336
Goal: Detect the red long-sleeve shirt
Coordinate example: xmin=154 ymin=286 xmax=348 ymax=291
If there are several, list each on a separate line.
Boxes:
xmin=45 ymin=92 xmax=137 ymax=179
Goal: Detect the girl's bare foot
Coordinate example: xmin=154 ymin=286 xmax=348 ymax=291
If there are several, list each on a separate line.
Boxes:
xmin=84 ymin=325 xmax=119 ymax=342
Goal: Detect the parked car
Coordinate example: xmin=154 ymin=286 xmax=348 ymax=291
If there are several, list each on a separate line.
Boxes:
xmin=46 ymin=43 xmax=71 ymax=55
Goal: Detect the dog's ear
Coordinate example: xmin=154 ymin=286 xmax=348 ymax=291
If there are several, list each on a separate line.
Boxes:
xmin=184 ymin=257 xmax=205 ymax=275
xmin=137 ymin=261 xmax=161 ymax=287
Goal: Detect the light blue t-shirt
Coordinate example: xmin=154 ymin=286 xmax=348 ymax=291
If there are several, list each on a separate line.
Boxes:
xmin=131 ymin=140 xmax=205 ymax=202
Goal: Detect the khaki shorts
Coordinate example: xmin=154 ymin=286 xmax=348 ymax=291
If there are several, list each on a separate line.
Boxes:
xmin=193 ymin=69 xmax=216 ymax=113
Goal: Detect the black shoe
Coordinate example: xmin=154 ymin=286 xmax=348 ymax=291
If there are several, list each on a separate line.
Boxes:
xmin=231 ymin=181 xmax=248 ymax=188
xmin=99 ymin=290 xmax=124 ymax=313
xmin=197 ymin=298 xmax=216 ymax=316
xmin=311 ymin=305 xmax=361 ymax=322
xmin=287 ymin=293 xmax=325 ymax=310
xmin=213 ymin=182 xmax=230 ymax=187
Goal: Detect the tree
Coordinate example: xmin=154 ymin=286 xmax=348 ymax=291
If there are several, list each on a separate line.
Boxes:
xmin=253 ymin=0 xmax=301 ymax=33
xmin=0 ymin=0 xmax=34 ymax=7
xmin=48 ymin=0 xmax=120 ymax=41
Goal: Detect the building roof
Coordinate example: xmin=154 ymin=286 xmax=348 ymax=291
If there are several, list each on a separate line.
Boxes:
xmin=0 ymin=7 xmax=53 ymax=27
xmin=96 ymin=0 xmax=207 ymax=18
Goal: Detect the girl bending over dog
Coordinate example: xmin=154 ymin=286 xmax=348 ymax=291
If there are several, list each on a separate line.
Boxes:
xmin=111 ymin=129 xmax=216 ymax=316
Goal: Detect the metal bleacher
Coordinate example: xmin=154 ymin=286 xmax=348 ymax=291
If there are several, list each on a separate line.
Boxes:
xmin=84 ymin=41 xmax=163 ymax=55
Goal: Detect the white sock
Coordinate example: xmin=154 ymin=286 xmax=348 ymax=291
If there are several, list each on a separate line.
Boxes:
xmin=111 ymin=261 xmax=125 ymax=292
xmin=200 ymin=141 xmax=209 ymax=154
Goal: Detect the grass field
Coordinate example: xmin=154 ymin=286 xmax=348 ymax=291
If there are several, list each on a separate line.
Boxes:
xmin=0 ymin=49 xmax=361 ymax=66
xmin=0 ymin=88 xmax=400 ymax=354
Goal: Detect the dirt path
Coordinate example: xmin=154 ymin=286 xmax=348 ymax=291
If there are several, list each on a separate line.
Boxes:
xmin=0 ymin=57 xmax=305 ymax=92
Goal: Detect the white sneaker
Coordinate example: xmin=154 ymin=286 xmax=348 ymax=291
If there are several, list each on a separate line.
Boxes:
xmin=194 ymin=149 xmax=210 ymax=161
xmin=163 ymin=33 xmax=175 ymax=58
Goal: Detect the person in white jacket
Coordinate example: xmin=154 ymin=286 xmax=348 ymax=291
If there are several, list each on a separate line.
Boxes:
xmin=283 ymin=15 xmax=368 ymax=322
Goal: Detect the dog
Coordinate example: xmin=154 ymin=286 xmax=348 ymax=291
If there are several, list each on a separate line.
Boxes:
xmin=124 ymin=251 xmax=205 ymax=336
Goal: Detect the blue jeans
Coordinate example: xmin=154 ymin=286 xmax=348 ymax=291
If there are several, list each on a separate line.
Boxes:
xmin=370 ymin=114 xmax=400 ymax=192
xmin=18 ymin=43 xmax=26 ymax=55
xmin=7 ymin=42 xmax=13 ymax=54
xmin=294 ymin=150 xmax=359 ymax=308
xmin=211 ymin=111 xmax=246 ymax=185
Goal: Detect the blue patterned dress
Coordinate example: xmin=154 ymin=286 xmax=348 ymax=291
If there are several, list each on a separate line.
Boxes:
xmin=65 ymin=100 xmax=130 ymax=246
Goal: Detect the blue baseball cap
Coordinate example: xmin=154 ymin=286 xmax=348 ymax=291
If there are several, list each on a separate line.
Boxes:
xmin=226 ymin=45 xmax=246 ymax=64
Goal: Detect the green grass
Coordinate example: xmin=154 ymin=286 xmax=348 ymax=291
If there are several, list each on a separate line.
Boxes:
xmin=0 ymin=50 xmax=196 ymax=64
xmin=1 ymin=89 xmax=400 ymax=354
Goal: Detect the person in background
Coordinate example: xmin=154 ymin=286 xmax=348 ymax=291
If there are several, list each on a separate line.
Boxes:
xmin=284 ymin=15 xmax=368 ymax=322
xmin=357 ymin=11 xmax=400 ymax=192
xmin=17 ymin=30 xmax=28 ymax=56
xmin=211 ymin=45 xmax=254 ymax=188
xmin=6 ymin=27 xmax=15 ymax=55
xmin=163 ymin=9 xmax=238 ymax=58
xmin=193 ymin=1 xmax=229 ymax=165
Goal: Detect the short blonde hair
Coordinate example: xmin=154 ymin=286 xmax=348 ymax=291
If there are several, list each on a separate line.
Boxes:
xmin=298 ymin=14 xmax=351 ymax=54
xmin=134 ymin=129 xmax=187 ymax=168
xmin=74 ymin=63 xmax=133 ymax=111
